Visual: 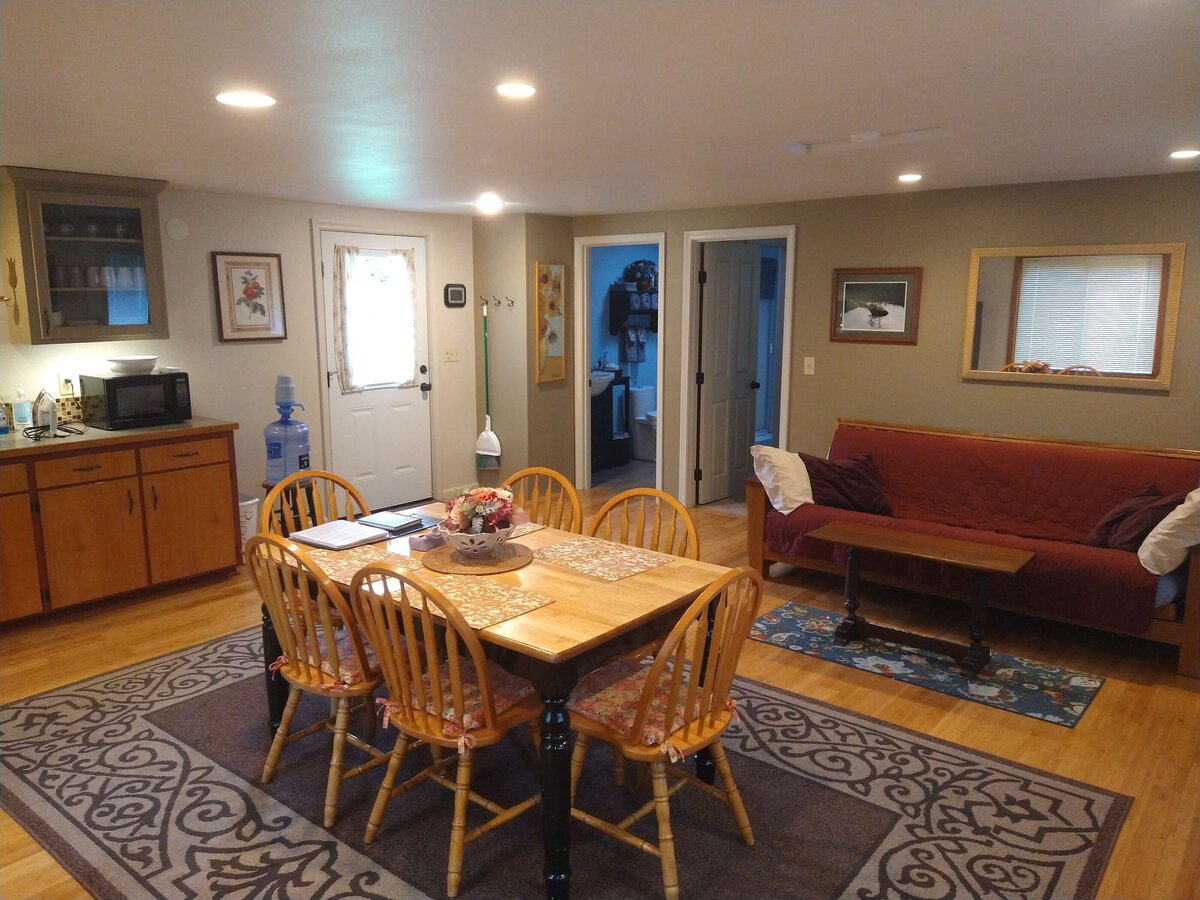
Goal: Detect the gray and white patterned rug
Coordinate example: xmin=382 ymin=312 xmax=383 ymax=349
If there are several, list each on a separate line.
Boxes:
xmin=0 ymin=628 xmax=1129 ymax=899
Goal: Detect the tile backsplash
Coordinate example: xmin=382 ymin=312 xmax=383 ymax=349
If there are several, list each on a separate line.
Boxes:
xmin=2 ymin=396 xmax=84 ymax=430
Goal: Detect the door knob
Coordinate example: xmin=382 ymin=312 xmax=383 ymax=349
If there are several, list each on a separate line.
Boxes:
xmin=750 ymin=380 xmax=761 ymax=390
xmin=420 ymin=382 xmax=432 ymax=392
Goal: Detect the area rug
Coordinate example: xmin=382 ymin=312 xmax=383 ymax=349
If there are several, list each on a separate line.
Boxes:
xmin=0 ymin=628 xmax=1128 ymax=899
xmin=751 ymin=601 xmax=1105 ymax=727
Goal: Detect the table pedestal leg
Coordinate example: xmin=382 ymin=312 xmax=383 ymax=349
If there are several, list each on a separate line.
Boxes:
xmin=540 ymin=693 xmax=572 ymax=899
xmin=962 ymin=573 xmax=992 ymax=677
xmin=834 ymin=545 xmax=862 ymax=644
xmin=262 ymin=603 xmax=287 ymax=733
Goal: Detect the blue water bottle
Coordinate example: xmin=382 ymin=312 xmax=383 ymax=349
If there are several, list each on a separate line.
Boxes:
xmin=264 ymin=375 xmax=311 ymax=485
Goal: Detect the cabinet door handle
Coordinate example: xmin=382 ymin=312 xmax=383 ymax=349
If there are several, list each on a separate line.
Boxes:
xmin=72 ymin=464 xmax=102 ymax=472
xmin=127 ymin=489 xmax=134 ymax=514
xmin=152 ymin=485 xmax=159 ymax=510
xmin=172 ymin=451 xmax=200 ymax=458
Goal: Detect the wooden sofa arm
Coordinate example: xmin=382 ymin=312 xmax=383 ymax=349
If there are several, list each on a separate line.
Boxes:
xmin=1179 ymin=545 xmax=1200 ymax=678
xmin=744 ymin=477 xmax=769 ymax=578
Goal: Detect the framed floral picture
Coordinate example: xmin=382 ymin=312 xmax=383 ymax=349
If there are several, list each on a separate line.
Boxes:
xmin=534 ymin=261 xmax=567 ymax=383
xmin=830 ymin=267 xmax=922 ymax=344
xmin=211 ymin=251 xmax=287 ymax=341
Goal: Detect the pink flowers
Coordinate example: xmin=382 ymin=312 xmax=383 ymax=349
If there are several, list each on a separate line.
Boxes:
xmin=441 ymin=487 xmax=526 ymax=535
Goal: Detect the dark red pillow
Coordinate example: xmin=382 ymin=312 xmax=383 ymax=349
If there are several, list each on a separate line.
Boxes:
xmin=798 ymin=453 xmax=891 ymax=516
xmin=1085 ymin=485 xmax=1187 ymax=551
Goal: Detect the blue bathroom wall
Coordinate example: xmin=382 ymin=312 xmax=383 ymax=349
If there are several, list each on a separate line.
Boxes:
xmin=587 ymin=243 xmax=658 ymax=388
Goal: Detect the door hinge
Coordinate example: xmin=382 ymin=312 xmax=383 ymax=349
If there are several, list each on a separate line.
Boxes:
xmin=693 ymin=468 xmax=703 ymax=482
xmin=327 ymin=370 xmax=334 ymax=388
xmin=698 ymin=270 xmax=707 ymax=285
xmin=321 ymin=260 xmax=325 ymax=277
xmin=695 ymin=371 xmax=705 ymax=385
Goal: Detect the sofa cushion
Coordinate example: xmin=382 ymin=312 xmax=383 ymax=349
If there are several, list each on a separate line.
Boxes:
xmin=1139 ymin=488 xmax=1200 ymax=575
xmin=799 ymin=452 xmax=891 ymax=516
xmin=1085 ymin=485 xmax=1187 ymax=551
xmin=751 ymin=444 xmax=812 ymax=515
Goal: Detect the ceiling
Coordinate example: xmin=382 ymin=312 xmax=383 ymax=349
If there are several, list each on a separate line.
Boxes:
xmin=2 ymin=0 xmax=1197 ymax=216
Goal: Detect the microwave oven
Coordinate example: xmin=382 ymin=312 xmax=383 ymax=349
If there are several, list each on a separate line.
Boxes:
xmin=79 ymin=372 xmax=193 ymax=430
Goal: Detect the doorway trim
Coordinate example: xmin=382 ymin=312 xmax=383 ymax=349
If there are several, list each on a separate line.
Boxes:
xmin=678 ymin=225 xmax=796 ymax=505
xmin=572 ymin=232 xmax=667 ymax=490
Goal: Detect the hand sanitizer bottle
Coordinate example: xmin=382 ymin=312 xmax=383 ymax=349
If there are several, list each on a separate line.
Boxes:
xmin=11 ymin=385 xmax=32 ymax=431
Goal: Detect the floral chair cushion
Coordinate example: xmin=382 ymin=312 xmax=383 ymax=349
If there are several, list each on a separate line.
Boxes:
xmin=417 ymin=658 xmax=537 ymax=733
xmin=288 ymin=627 xmax=378 ymax=686
xmin=568 ymin=657 xmax=690 ymax=746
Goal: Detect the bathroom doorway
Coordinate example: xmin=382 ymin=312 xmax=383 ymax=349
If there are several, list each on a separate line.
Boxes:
xmin=572 ymin=233 xmax=666 ymax=491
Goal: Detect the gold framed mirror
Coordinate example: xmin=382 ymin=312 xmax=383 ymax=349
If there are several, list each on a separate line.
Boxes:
xmin=962 ymin=243 xmax=1186 ymax=392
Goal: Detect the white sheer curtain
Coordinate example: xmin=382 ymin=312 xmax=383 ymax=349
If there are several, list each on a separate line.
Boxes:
xmin=331 ymin=244 xmax=418 ymax=392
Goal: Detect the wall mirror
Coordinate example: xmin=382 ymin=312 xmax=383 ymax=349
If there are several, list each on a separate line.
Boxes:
xmin=962 ymin=243 xmax=1185 ymax=392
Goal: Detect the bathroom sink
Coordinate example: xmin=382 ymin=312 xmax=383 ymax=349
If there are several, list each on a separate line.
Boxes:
xmin=588 ymin=370 xmax=615 ymax=397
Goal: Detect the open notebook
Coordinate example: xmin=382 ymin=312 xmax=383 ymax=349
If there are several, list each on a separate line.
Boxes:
xmin=289 ymin=520 xmax=389 ymax=551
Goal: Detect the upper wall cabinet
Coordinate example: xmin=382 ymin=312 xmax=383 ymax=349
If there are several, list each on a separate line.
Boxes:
xmin=0 ymin=166 xmax=169 ymax=344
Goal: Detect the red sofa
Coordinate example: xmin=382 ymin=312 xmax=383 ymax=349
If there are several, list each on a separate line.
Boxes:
xmin=746 ymin=420 xmax=1200 ymax=676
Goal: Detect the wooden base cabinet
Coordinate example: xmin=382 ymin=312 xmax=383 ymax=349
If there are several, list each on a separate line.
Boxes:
xmin=144 ymin=464 xmax=238 ymax=584
xmin=0 ymin=464 xmax=42 ymax=622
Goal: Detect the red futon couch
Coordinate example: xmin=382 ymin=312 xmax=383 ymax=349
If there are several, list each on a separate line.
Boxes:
xmin=746 ymin=420 xmax=1200 ymax=676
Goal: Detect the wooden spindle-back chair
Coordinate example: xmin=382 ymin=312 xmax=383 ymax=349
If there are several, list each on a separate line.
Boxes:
xmin=588 ymin=488 xmax=699 ymax=559
xmin=259 ymin=469 xmax=371 ymax=537
xmin=503 ymin=466 xmax=582 ymax=533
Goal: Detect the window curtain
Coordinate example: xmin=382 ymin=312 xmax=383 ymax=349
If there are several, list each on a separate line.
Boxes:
xmin=331 ymin=244 xmax=418 ymax=393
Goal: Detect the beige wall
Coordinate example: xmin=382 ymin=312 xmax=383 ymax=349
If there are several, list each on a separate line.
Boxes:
xmin=0 ymin=187 xmax=479 ymax=501
xmin=574 ymin=173 xmax=1200 ymax=495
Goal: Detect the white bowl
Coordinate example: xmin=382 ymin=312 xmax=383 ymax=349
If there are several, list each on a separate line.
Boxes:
xmin=107 ymin=355 xmax=159 ymax=375
xmin=438 ymin=524 xmax=515 ymax=557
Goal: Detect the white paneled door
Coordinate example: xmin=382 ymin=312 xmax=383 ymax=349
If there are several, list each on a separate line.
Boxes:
xmin=320 ymin=230 xmax=432 ymax=509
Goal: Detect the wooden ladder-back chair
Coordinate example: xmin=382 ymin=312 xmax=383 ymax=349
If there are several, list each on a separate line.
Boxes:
xmin=503 ymin=466 xmax=582 ymax=533
xmin=567 ymin=566 xmax=762 ymax=900
xmin=245 ymin=533 xmax=388 ymax=827
xmin=260 ymin=469 xmax=371 ymax=537
xmin=588 ymin=488 xmax=700 ymax=560
xmin=350 ymin=565 xmax=543 ymax=897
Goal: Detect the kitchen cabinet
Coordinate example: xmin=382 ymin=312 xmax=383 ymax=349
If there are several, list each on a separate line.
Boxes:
xmin=0 ymin=420 xmax=240 ymax=622
xmin=0 ymin=463 xmax=42 ymax=621
xmin=0 ymin=166 xmax=169 ymax=344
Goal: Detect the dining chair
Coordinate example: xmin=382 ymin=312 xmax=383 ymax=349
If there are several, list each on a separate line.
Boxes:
xmin=260 ymin=469 xmax=371 ymax=537
xmin=566 ymin=566 xmax=762 ymax=900
xmin=350 ymin=564 xmax=543 ymax=898
xmin=245 ymin=533 xmax=389 ymax=827
xmin=503 ymin=465 xmax=582 ymax=533
xmin=588 ymin=487 xmax=700 ymax=559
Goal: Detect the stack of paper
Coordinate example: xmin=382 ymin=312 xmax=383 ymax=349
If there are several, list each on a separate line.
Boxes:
xmin=289 ymin=520 xmax=389 ymax=550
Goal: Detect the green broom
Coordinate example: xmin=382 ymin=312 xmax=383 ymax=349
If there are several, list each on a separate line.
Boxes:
xmin=476 ymin=302 xmax=501 ymax=469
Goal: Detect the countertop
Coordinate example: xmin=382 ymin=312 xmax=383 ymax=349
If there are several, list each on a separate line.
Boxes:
xmin=0 ymin=417 xmax=239 ymax=461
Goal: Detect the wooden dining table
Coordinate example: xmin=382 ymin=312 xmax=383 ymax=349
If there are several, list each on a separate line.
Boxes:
xmin=259 ymin=503 xmax=730 ymax=899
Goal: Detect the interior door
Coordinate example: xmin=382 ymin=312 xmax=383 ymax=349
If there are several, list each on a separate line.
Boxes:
xmin=320 ymin=230 xmax=432 ymax=510
xmin=698 ymin=242 xmax=760 ymax=504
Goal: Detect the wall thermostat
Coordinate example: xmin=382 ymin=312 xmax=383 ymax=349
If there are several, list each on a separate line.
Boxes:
xmin=443 ymin=283 xmax=467 ymax=307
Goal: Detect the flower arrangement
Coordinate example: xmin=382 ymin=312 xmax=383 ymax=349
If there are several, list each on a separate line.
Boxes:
xmin=441 ymin=486 xmax=524 ymax=535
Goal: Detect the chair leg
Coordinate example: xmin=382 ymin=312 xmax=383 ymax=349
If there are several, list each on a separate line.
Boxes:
xmin=365 ymin=735 xmax=409 ymax=844
xmin=569 ymin=733 xmax=590 ymax=804
xmin=323 ymin=696 xmax=352 ymax=828
xmin=650 ymin=759 xmax=679 ymax=900
xmin=612 ymin=747 xmax=625 ymax=786
xmin=709 ymin=740 xmax=754 ymax=846
xmin=262 ymin=686 xmax=301 ymax=783
xmin=447 ymin=748 xmax=474 ymax=898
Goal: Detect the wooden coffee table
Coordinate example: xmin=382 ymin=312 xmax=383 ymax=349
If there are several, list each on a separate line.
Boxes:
xmin=805 ymin=521 xmax=1034 ymax=677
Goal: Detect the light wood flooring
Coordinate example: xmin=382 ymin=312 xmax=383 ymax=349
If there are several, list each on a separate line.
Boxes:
xmin=2 ymin=491 xmax=1198 ymax=900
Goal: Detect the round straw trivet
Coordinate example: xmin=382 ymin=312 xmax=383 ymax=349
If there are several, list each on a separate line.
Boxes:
xmin=420 ymin=541 xmax=533 ymax=575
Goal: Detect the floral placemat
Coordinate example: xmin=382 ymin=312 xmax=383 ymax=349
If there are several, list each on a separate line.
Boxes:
xmin=533 ymin=535 xmax=672 ymax=582
xmin=418 ymin=573 xmax=555 ymax=629
xmin=305 ymin=544 xmax=423 ymax=586
xmin=511 ymin=521 xmax=546 ymax=537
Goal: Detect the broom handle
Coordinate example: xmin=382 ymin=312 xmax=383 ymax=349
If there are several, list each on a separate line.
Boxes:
xmin=482 ymin=302 xmax=491 ymax=416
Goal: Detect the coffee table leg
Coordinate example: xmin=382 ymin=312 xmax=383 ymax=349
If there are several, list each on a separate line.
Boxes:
xmin=540 ymin=692 xmax=572 ymax=899
xmin=262 ymin=603 xmax=288 ymax=733
xmin=962 ymin=573 xmax=992 ymax=677
xmin=834 ymin=545 xmax=862 ymax=643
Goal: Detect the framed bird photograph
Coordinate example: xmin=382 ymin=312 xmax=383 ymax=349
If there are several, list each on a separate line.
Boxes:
xmin=830 ymin=267 xmax=921 ymax=344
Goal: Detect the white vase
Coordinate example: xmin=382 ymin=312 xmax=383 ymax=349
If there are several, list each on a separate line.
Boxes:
xmin=439 ymin=524 xmax=515 ymax=557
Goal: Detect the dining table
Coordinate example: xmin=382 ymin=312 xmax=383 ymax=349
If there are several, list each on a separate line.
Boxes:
xmin=258 ymin=502 xmax=730 ymax=899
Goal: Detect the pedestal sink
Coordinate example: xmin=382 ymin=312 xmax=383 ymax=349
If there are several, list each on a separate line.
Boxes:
xmin=588 ymin=370 xmax=615 ymax=397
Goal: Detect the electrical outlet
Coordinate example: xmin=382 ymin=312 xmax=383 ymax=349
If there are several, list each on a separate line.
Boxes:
xmin=58 ymin=373 xmax=76 ymax=397
xmin=442 ymin=348 xmax=461 ymax=363
xmin=803 ymin=356 xmax=815 ymax=376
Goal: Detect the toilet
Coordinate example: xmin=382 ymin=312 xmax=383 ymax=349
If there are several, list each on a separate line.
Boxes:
xmin=629 ymin=386 xmax=657 ymax=462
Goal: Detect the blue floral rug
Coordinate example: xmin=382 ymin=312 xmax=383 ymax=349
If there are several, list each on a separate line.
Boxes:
xmin=750 ymin=602 xmax=1104 ymax=727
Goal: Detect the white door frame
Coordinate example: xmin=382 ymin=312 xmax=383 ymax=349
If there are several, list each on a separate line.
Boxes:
xmin=309 ymin=219 xmax=439 ymax=491
xmin=678 ymin=225 xmax=796 ymax=505
xmin=572 ymin=232 xmax=667 ymax=490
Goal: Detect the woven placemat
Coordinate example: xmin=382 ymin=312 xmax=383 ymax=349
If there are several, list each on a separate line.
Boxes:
xmin=421 ymin=541 xmax=533 ymax=575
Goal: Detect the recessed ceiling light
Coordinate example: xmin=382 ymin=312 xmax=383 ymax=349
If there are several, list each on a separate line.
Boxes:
xmin=216 ymin=91 xmax=277 ymax=108
xmin=1170 ymin=149 xmax=1200 ymax=159
xmin=474 ymin=192 xmax=505 ymax=215
xmin=496 ymin=82 xmax=536 ymax=99
xmin=898 ymin=172 xmax=923 ymax=183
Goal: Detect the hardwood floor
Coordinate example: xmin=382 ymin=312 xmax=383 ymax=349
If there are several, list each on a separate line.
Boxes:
xmin=2 ymin=491 xmax=1198 ymax=899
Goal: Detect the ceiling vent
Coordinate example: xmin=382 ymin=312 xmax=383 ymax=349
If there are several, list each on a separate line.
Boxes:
xmin=786 ymin=126 xmax=948 ymax=156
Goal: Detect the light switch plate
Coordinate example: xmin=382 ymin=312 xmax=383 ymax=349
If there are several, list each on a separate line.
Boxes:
xmin=803 ymin=356 xmax=815 ymax=375
xmin=443 ymin=348 xmax=461 ymax=363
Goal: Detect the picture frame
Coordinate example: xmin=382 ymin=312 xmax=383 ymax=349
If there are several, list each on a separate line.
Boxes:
xmin=830 ymin=267 xmax=922 ymax=344
xmin=534 ymin=261 xmax=567 ymax=383
xmin=211 ymin=251 xmax=287 ymax=341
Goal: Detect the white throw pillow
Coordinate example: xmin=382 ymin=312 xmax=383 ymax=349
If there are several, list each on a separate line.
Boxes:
xmin=751 ymin=445 xmax=812 ymax=515
xmin=1138 ymin=488 xmax=1200 ymax=575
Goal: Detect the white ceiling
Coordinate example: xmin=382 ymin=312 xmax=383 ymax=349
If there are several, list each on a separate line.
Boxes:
xmin=2 ymin=0 xmax=1197 ymax=216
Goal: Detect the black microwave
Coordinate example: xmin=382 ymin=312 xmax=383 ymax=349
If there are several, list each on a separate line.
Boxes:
xmin=79 ymin=372 xmax=192 ymax=430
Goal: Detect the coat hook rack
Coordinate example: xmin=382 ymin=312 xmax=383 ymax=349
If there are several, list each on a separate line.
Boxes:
xmin=505 ymin=296 xmax=514 ymax=308
xmin=492 ymin=295 xmax=501 ymax=307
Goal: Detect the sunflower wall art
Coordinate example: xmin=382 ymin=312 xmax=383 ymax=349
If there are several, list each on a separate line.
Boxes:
xmin=534 ymin=261 xmax=567 ymax=383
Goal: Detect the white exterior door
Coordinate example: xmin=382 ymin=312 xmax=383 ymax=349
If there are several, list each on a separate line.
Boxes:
xmin=698 ymin=242 xmax=760 ymax=504
xmin=320 ymin=230 xmax=432 ymax=509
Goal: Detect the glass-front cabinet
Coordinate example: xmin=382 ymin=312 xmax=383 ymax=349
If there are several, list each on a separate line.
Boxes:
xmin=0 ymin=167 xmax=169 ymax=344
